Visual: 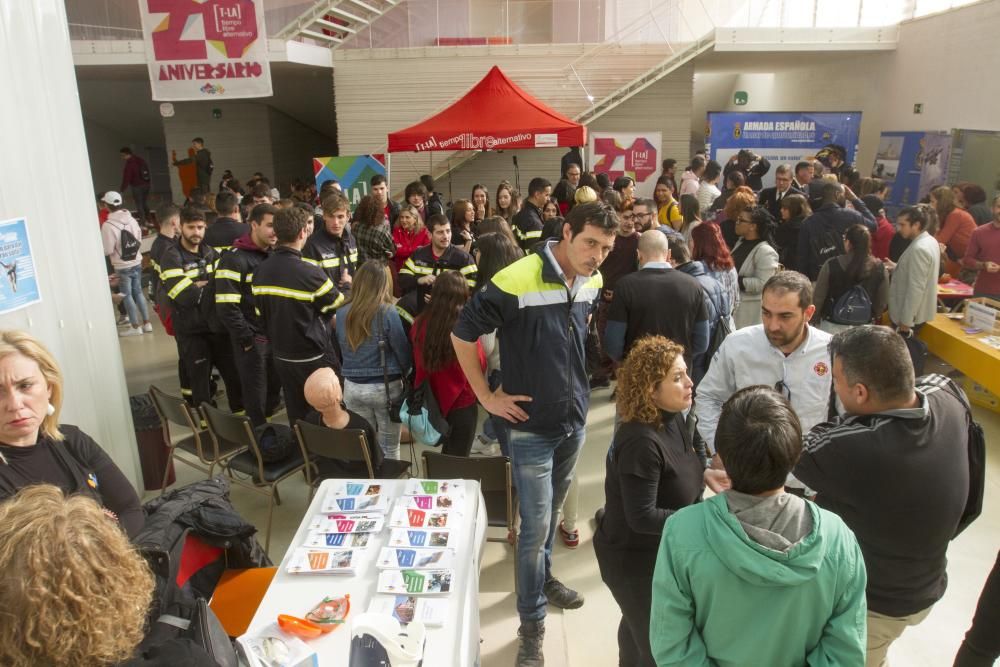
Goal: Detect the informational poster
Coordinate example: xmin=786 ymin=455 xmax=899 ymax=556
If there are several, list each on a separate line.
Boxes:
xmin=588 ymin=132 xmax=662 ymax=198
xmin=313 ymin=155 xmax=388 ymax=207
xmin=0 ymin=218 xmax=41 ymax=314
xmin=139 ymin=0 xmax=272 ymax=101
xmin=872 ymin=131 xmax=952 ymax=215
xmin=706 ymin=112 xmax=862 ymax=189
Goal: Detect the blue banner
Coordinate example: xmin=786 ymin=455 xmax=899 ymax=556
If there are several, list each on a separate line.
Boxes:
xmin=706 ymin=112 xmax=862 ymax=189
xmin=872 ymin=131 xmax=952 ymax=218
xmin=0 ymin=218 xmax=41 ymax=315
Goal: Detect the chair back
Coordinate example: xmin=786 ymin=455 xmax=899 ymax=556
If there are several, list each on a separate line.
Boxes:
xmin=294 ymin=420 xmax=374 ymax=485
xmin=422 ymin=452 xmax=514 ymax=530
xmin=148 ymin=385 xmax=211 ymax=462
xmin=200 ymin=403 xmax=260 ymax=476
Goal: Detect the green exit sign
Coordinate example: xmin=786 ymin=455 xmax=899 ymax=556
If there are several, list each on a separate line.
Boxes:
xmin=734 ymin=91 xmax=748 ymax=106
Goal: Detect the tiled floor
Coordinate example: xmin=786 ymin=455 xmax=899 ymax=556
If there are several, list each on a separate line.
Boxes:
xmin=121 ymin=319 xmax=999 ymax=666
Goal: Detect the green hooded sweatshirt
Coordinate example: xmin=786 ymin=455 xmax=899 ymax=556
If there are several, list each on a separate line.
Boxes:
xmin=650 ymin=494 xmax=867 ymax=666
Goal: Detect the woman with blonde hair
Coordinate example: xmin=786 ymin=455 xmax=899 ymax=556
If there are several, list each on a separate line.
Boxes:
xmin=593 ymin=336 xmax=714 ymax=667
xmin=0 ymin=330 xmax=143 ymax=537
xmin=392 ymin=204 xmax=430 ymax=274
xmin=335 ymin=261 xmax=412 ymax=460
xmin=574 ymin=185 xmax=598 ymax=206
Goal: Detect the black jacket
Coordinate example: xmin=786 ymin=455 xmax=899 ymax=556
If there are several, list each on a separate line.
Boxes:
xmin=303 ymin=225 xmax=358 ymax=294
xmin=797 ymin=200 xmax=877 ymax=280
xmin=160 ymin=243 xmax=218 ymax=335
xmin=398 ymin=243 xmax=478 ymax=308
xmin=203 ymin=216 xmax=248 ymax=253
xmin=252 ymin=245 xmax=344 ymax=360
xmin=215 ymin=234 xmax=270 ymax=347
xmin=758 ymin=185 xmax=803 ymax=221
xmin=513 ymin=201 xmax=545 ymax=250
xmin=723 ymin=156 xmax=771 ymax=191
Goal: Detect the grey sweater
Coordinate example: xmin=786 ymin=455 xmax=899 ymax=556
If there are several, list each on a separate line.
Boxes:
xmin=724 ymin=489 xmax=813 ymax=553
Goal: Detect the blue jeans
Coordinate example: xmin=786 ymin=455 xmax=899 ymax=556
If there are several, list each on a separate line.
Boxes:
xmin=116 ymin=264 xmax=148 ymax=327
xmin=484 ymin=369 xmax=511 ymax=457
xmin=508 ymin=426 xmax=586 ymax=622
xmin=343 ymin=378 xmax=403 ymax=460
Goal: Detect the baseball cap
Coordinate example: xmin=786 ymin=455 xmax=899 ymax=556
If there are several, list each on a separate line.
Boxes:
xmin=102 ymin=191 xmax=123 ymax=206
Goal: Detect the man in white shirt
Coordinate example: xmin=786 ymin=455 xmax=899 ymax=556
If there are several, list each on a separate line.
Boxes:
xmin=695 ymin=271 xmax=832 ymax=486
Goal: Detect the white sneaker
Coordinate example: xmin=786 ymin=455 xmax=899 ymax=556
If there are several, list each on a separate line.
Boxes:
xmin=119 ymin=326 xmax=143 ymax=337
xmin=470 ymin=435 xmax=499 ymax=456
xmin=142 ymin=322 xmax=154 ymax=333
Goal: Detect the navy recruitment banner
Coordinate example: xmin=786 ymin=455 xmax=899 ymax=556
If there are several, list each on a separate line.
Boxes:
xmin=706 ymin=111 xmax=862 ymax=189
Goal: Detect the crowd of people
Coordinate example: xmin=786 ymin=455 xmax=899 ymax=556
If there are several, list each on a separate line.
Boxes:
xmin=0 ymin=139 xmax=995 ymax=665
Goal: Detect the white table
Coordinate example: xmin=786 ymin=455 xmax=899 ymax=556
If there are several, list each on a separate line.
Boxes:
xmin=247 ymin=478 xmax=487 ymax=666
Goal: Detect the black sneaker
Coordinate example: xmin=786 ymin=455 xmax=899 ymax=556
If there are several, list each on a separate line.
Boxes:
xmin=543 ymin=578 xmax=585 ymax=610
xmin=516 ymin=620 xmax=545 ymax=666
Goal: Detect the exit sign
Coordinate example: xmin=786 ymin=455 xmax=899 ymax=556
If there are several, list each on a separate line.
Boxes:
xmin=734 ymin=91 xmax=748 ymax=106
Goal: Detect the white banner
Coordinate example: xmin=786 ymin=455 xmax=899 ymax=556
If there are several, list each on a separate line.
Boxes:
xmin=139 ymin=0 xmax=272 ymax=102
xmin=588 ymin=131 xmax=662 ymax=199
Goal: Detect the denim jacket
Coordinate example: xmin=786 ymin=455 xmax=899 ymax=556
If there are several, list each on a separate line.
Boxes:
xmin=335 ymin=303 xmax=412 ymax=381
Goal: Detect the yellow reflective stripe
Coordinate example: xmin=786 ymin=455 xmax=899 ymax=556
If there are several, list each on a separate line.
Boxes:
xmin=245 ymin=273 xmax=253 ymax=282
xmin=314 ymin=279 xmax=335 ymax=298
xmin=207 ymin=263 xmax=215 ymax=273
xmin=215 ymin=269 xmax=242 ymax=281
xmin=183 ymin=269 xmax=201 ymax=278
xmin=215 ymin=293 xmax=242 ymax=304
xmin=348 ymin=251 xmax=358 ymax=262
xmin=150 ymin=259 xmax=161 ymax=272
xmin=466 ymin=279 xmax=477 ymax=288
xmin=318 ymin=257 xmax=341 ymax=268
xmin=160 ymin=268 xmax=185 ymax=279
xmin=213 ymin=245 xmax=233 ymax=252
xmin=168 ymin=276 xmax=193 ymax=299
xmin=395 ymin=305 xmax=413 ymax=324
xmin=523 ymin=230 xmax=542 ymax=239
xmin=254 ymin=307 xmax=261 ymax=317
xmin=320 ymin=292 xmax=346 ymax=314
xmin=399 ymin=258 xmax=418 ymax=275
xmin=459 ymin=264 xmax=477 ymax=275
xmin=251 ymin=285 xmax=315 ymax=301
xmin=302 ymin=257 xmax=320 ymax=266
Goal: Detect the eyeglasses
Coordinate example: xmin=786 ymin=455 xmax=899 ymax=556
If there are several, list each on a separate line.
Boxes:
xmin=774 ymin=379 xmax=792 ymax=401
xmin=633 ymin=212 xmax=652 ymax=218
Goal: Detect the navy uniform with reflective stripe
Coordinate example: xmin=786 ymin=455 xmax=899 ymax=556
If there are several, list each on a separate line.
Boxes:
xmin=303 ymin=225 xmax=358 ymax=294
xmin=398 ymin=244 xmax=478 ymax=315
xmin=512 ymin=201 xmax=545 ymax=251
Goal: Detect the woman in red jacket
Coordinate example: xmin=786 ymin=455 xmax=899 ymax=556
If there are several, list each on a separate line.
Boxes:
xmin=932 ymin=185 xmax=977 ymax=277
xmin=392 ymin=205 xmax=430 ymax=274
xmin=411 ymin=271 xmax=485 ymax=457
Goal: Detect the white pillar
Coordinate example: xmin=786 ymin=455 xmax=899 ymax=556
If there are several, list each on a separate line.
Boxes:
xmin=0 ymin=0 xmax=144 ymax=489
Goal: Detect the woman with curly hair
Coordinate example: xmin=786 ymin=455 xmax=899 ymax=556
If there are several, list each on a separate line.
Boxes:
xmin=717 ymin=185 xmax=757 ymax=250
xmin=0 ymin=485 xmax=216 ymax=666
xmin=731 ymin=206 xmax=780 ymax=329
xmin=593 ymin=336 xmax=714 ymax=667
xmin=353 ymin=194 xmax=396 ymax=264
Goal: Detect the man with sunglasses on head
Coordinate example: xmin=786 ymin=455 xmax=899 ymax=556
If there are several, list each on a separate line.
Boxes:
xmin=695 ymin=271 xmax=832 ymax=493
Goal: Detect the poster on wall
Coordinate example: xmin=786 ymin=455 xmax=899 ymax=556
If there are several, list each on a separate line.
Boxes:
xmin=139 ymin=0 xmax=272 ymax=101
xmin=706 ymin=112 xmax=862 ymax=190
xmin=588 ymin=132 xmax=661 ymax=198
xmin=872 ymin=131 xmax=952 ymax=214
xmin=0 ymin=218 xmax=41 ymax=315
xmin=313 ymin=155 xmax=388 ymax=207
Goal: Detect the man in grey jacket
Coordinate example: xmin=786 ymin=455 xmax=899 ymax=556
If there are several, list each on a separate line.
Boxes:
xmin=888 ymin=204 xmax=940 ymax=336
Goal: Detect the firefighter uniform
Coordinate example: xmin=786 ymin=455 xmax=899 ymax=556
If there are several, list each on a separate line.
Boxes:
xmin=252 ymin=245 xmax=345 ymax=426
xmin=303 ymin=225 xmax=358 ymax=295
xmin=215 ymin=234 xmax=281 ymax=426
xmin=397 ymin=244 xmax=478 ymax=316
xmin=160 ymin=242 xmax=243 ymax=413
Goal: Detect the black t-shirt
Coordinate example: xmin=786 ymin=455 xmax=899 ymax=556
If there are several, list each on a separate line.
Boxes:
xmin=0 ymin=425 xmax=144 ymax=538
xmin=596 ymin=412 xmax=705 ymax=553
xmin=607 ymin=267 xmax=708 ymax=367
xmin=304 ymin=409 xmax=384 ymax=478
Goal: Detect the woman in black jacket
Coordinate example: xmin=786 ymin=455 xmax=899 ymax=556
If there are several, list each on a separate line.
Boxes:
xmin=775 ymin=193 xmax=811 ymax=272
xmin=594 ymin=335 xmax=719 ymax=667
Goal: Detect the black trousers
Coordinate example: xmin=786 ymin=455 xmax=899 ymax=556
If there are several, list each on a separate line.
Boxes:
xmin=954 ymin=550 xmax=1000 ymax=666
xmin=441 ymin=402 xmax=479 ymax=457
xmin=232 ymin=337 xmax=282 ymax=427
xmin=274 ymin=352 xmax=338 ymax=427
xmin=176 ymin=332 xmax=243 ymax=412
xmin=594 ymin=538 xmax=657 ymax=667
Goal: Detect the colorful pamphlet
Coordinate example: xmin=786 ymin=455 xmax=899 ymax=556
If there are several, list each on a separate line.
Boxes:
xmin=301 ymin=531 xmax=374 ymax=549
xmin=395 ymin=494 xmax=462 ymax=512
xmin=403 ymin=479 xmax=466 ymax=497
xmin=286 ymin=547 xmax=356 ymax=575
xmin=376 ymin=547 xmax=455 ymax=570
xmin=377 ymin=569 xmax=453 ymax=595
xmin=320 ymin=493 xmax=389 ymax=514
xmin=366 ymin=595 xmax=448 ymax=627
xmin=387 ymin=528 xmax=454 ymax=549
xmin=388 ymin=506 xmax=453 ymax=529
xmin=307 ymin=515 xmax=384 ymax=534
xmin=331 ymin=481 xmax=382 ymax=497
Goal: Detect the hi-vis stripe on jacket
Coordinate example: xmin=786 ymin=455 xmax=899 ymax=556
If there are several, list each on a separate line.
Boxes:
xmin=214 ymin=239 xmax=269 ymax=348
xmin=453 ymin=243 xmax=601 ymax=436
xmin=159 ymin=243 xmax=217 ymax=335
xmin=251 ymin=245 xmax=344 ymax=360
xmin=398 ymin=243 xmax=478 ymax=307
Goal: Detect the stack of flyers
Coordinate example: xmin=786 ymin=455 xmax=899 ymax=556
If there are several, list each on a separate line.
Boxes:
xmin=286 ymin=547 xmax=356 ymax=575
xmin=376 ymin=547 xmax=455 ymax=570
xmin=396 ymin=494 xmax=463 ymax=512
xmin=321 ymin=493 xmax=389 ymax=514
xmin=308 ymin=515 xmax=384 ymax=534
xmin=302 ymin=531 xmax=374 ymax=549
xmin=389 ymin=506 xmax=453 ymax=529
xmin=332 ymin=481 xmax=382 ymax=496
xmin=367 ymin=595 xmax=448 ymax=627
xmin=377 ymin=569 xmax=453 ymax=595
xmin=388 ymin=528 xmax=454 ymax=549
xmin=403 ymin=479 xmax=466 ymax=497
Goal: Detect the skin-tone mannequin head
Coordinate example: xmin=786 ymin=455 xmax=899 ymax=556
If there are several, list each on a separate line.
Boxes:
xmin=303 ymin=367 xmax=347 ymax=427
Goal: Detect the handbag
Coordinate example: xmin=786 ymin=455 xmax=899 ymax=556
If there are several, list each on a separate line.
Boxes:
xmin=378 ymin=311 xmax=409 ymax=424
xmin=398 ymin=378 xmax=451 ymax=447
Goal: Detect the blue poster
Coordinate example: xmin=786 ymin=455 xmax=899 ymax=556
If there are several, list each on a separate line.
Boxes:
xmin=706 ymin=112 xmax=862 ymax=189
xmin=0 ymin=218 xmax=41 ymax=315
xmin=313 ymin=155 xmax=387 ymax=208
xmin=872 ymin=131 xmax=952 ymax=218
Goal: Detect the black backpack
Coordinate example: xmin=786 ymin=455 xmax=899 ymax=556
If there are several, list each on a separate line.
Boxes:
xmin=831 ymin=285 xmax=873 ymax=325
xmin=114 ymin=221 xmax=142 ymax=262
xmin=942 ymin=381 xmax=986 ymax=538
xmin=807 ymin=226 xmax=843 ymax=278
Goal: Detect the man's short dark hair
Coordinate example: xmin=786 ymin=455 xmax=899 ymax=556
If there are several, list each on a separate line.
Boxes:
xmin=120 ymin=147 xmax=132 ymax=155
xmin=528 ymin=177 xmax=552 ymax=198
xmin=704 ymin=160 xmax=722 ymax=181
xmin=319 ymin=179 xmax=340 ymax=195
xmin=420 ymin=174 xmax=435 ymax=192
xmin=215 ymin=191 xmax=239 ymax=215
xmin=180 ymin=207 xmax=206 ymax=224
xmin=829 ymin=325 xmax=915 ymax=403
xmin=633 ymin=197 xmax=656 ymax=211
xmin=596 ymin=173 xmax=611 ymax=189
xmin=899 ymin=204 xmax=938 ymax=234
xmin=821 ymin=181 xmax=844 ymax=202
xmin=662 ymin=158 xmax=677 ymax=171
xmin=426 ymin=213 xmax=450 ymax=232
xmin=370 ymin=174 xmax=387 ymax=187
xmin=192 ymin=137 xmax=204 ymax=145
xmin=248 ymin=203 xmax=278 ymax=225
xmin=251 ymin=183 xmax=271 ymax=199
xmin=564 ymin=201 xmax=619 ymax=239
xmin=157 ymin=204 xmax=180 ymax=227
xmin=274 ymin=206 xmax=310 ymax=244
xmin=717 ymin=386 xmax=803 ymax=494
xmin=762 ymin=271 xmax=813 ymax=310
xmin=795 ymin=160 xmax=812 ymax=176
xmin=666 ymin=235 xmax=691 ymax=264
xmin=690 ymin=155 xmax=706 ymax=171
xmin=404 ymin=181 xmax=428 ymax=200
xmin=188 ymin=186 xmax=205 ymax=202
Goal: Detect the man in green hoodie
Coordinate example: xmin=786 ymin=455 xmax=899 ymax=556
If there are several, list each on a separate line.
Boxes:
xmin=650 ymin=385 xmax=867 ymax=666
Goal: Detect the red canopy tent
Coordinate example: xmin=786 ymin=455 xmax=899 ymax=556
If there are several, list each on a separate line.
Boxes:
xmin=387 ymin=66 xmax=586 ymax=153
